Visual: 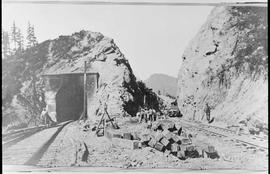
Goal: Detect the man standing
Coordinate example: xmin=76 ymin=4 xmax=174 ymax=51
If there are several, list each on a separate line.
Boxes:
xmin=152 ymin=109 xmax=157 ymax=121
xmin=202 ymin=103 xmax=214 ymax=123
xmin=40 ymin=108 xmax=54 ymax=127
xmin=40 ymin=108 xmax=48 ymax=126
xmin=139 ymin=109 xmax=145 ymax=123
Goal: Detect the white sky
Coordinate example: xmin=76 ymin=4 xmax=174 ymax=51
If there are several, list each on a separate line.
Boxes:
xmin=6 ymin=1 xmax=261 ymax=80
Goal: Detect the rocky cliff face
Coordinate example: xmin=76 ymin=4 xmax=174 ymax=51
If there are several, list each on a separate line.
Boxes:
xmin=2 ymin=30 xmax=159 ymax=129
xmin=177 ymin=7 xmax=268 ymax=132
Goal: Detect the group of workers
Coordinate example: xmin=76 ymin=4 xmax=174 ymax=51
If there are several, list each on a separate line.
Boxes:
xmin=136 ymin=103 xmax=214 ymax=126
xmin=39 ymin=101 xmax=214 ymax=128
xmin=136 ymin=107 xmax=161 ymax=129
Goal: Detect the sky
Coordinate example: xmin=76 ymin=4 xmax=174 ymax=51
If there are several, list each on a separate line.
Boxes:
xmin=2 ymin=2 xmax=215 ymax=80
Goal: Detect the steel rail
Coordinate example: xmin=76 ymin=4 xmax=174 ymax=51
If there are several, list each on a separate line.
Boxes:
xmin=180 ymin=120 xmax=268 ymax=150
xmin=183 ymin=119 xmax=268 ymax=141
xmin=24 ymin=120 xmax=74 ymax=165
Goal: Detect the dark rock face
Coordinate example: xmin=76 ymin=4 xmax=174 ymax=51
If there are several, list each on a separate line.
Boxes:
xmin=2 ymin=30 xmax=159 ymax=129
xmin=177 ymin=7 xmax=268 ymax=131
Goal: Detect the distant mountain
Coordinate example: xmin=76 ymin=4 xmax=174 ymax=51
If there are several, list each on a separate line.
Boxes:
xmin=144 ymin=73 xmax=177 ymax=97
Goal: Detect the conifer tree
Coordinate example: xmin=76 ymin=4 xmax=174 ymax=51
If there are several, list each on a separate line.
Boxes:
xmin=16 ymin=28 xmax=24 ymax=52
xmin=11 ymin=21 xmax=17 ymax=51
xmin=2 ymin=30 xmax=11 ymax=58
xmin=31 ymin=25 xmax=38 ymax=46
xmin=26 ymin=21 xmax=32 ymax=49
xmin=26 ymin=22 xmax=38 ymax=48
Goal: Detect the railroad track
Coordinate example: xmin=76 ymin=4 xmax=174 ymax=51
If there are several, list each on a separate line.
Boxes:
xmin=2 ymin=120 xmax=74 ymax=165
xmin=192 ymin=121 xmax=268 ymax=142
xmin=2 ymin=124 xmax=67 ymax=150
xmin=3 ymin=126 xmax=48 ymax=150
xmin=25 ymin=120 xmax=74 ymax=165
xmin=178 ymin=119 xmax=268 ymax=151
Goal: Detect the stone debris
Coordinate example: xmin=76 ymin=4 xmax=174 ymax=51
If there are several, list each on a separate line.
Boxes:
xmin=105 ymin=118 xmax=219 ymax=162
xmin=204 ymin=145 xmax=220 ymax=159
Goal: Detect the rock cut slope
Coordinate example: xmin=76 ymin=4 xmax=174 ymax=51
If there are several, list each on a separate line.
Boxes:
xmin=2 ymin=30 xmax=159 ymax=129
xmin=177 ymin=6 xmax=268 ymax=132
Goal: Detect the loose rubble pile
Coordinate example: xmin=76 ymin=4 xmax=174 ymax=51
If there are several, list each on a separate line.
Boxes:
xmin=104 ymin=119 xmax=220 ymax=162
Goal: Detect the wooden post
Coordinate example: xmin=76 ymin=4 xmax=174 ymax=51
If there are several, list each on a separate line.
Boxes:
xmin=144 ymin=95 xmax=146 ymax=106
xmin=83 ymin=61 xmax=87 ymax=120
xmin=96 ymin=73 xmax=99 ymax=89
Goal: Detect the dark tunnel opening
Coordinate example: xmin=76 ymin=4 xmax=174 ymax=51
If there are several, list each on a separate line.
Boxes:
xmin=55 ymin=75 xmax=84 ymax=122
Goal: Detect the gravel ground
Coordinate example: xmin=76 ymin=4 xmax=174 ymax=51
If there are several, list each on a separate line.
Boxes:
xmin=35 ymin=118 xmax=268 ymax=170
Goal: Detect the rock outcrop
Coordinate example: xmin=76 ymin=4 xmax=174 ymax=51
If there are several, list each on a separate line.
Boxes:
xmin=2 ymin=30 xmax=159 ymax=129
xmin=177 ymin=7 xmax=268 ymax=133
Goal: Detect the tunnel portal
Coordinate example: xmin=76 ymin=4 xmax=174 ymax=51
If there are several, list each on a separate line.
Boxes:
xmin=43 ymin=73 xmax=99 ymax=123
xmin=56 ymin=75 xmax=84 ymax=122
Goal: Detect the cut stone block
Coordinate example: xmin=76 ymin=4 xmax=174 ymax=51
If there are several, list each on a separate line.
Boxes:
xmin=154 ymin=132 xmax=164 ymax=142
xmin=148 ymin=138 xmax=157 ymax=147
xmin=112 ymin=138 xmax=141 ymax=150
xmin=123 ymin=133 xmax=132 ymax=140
xmin=165 ymin=132 xmax=174 ymax=140
xmin=162 ymin=129 xmax=170 ymax=137
xmin=171 ymin=143 xmax=180 ymax=152
xmin=172 ymin=135 xmax=182 ymax=144
xmin=160 ymin=137 xmax=170 ymax=146
xmin=112 ymin=133 xmax=123 ymax=139
xmin=141 ymin=134 xmax=151 ymax=142
xmin=154 ymin=142 xmax=164 ymax=152
xmin=131 ymin=132 xmax=140 ymax=140
xmin=133 ymin=141 xmax=141 ymax=149
xmin=180 ymin=138 xmax=192 ymax=145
